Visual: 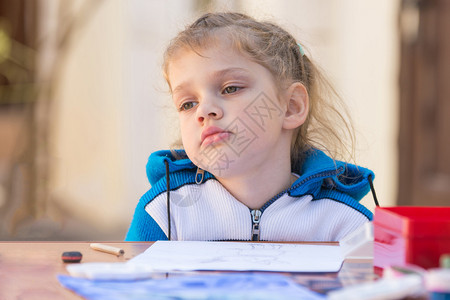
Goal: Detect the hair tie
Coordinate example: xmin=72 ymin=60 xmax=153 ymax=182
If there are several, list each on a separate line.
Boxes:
xmin=297 ymin=43 xmax=305 ymax=56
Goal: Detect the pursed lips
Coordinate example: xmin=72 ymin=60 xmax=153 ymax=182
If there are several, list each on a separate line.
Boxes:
xmin=201 ymin=126 xmax=231 ymax=147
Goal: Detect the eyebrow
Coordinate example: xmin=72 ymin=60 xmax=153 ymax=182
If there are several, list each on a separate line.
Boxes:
xmin=171 ymin=67 xmax=250 ymax=94
xmin=213 ymin=67 xmax=250 ymax=79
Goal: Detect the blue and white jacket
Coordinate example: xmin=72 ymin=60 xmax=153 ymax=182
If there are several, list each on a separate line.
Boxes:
xmin=125 ymin=149 xmax=374 ymax=242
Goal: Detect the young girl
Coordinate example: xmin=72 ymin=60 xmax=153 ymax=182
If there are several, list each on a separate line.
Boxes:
xmin=125 ymin=12 xmax=375 ymax=242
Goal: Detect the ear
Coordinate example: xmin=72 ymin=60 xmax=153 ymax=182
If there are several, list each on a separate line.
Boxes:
xmin=282 ymin=82 xmax=309 ymax=130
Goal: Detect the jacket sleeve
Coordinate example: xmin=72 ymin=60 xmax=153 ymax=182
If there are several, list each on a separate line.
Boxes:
xmin=125 ymin=194 xmax=168 ymax=241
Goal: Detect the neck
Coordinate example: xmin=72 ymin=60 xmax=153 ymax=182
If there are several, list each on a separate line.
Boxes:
xmin=216 ymin=155 xmax=295 ymax=210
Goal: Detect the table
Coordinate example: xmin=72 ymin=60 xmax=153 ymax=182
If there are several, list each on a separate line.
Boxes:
xmin=0 ymin=242 xmax=377 ymax=299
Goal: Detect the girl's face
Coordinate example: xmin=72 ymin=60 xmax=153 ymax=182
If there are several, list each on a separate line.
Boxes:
xmin=168 ymin=42 xmax=294 ymax=179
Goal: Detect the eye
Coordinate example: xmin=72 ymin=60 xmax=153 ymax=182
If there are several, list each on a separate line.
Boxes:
xmin=222 ymin=86 xmax=241 ymax=94
xmin=178 ymin=101 xmax=197 ymax=112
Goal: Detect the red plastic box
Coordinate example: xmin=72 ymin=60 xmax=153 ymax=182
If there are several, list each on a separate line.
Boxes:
xmin=374 ymin=206 xmax=450 ymax=270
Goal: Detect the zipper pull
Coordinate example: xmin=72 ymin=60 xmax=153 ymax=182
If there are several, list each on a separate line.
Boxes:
xmin=195 ymin=168 xmax=204 ymax=184
xmin=251 ymin=209 xmax=262 ymax=241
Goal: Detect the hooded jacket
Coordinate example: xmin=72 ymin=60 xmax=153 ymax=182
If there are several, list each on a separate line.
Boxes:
xmin=125 ymin=149 xmax=374 ymax=242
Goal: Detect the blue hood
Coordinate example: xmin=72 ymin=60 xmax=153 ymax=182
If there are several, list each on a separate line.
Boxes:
xmin=146 ymin=149 xmax=374 ymax=203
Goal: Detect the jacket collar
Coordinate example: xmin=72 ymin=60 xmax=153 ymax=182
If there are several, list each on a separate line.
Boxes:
xmin=146 ymin=149 xmax=374 ymax=202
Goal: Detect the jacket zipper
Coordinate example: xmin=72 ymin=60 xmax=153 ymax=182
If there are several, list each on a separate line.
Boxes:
xmin=248 ymin=167 xmax=344 ymax=241
xmin=250 ymin=209 xmax=262 ymax=241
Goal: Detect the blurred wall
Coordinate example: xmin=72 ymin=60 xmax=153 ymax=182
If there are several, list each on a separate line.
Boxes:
xmin=38 ymin=0 xmax=398 ymax=240
xmin=45 ymin=0 xmax=129 ymax=238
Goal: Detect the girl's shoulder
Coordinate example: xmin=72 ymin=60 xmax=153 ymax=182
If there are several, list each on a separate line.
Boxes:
xmin=292 ymin=149 xmax=375 ymax=203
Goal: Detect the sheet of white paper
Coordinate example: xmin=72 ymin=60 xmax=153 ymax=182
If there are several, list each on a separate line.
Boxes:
xmin=128 ymin=241 xmax=344 ymax=273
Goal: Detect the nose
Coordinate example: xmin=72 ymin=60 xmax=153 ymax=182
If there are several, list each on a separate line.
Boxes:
xmin=196 ymin=96 xmax=223 ymax=123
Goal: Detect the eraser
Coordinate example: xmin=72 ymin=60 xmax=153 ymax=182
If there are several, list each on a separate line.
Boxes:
xmin=62 ymin=251 xmax=83 ymax=263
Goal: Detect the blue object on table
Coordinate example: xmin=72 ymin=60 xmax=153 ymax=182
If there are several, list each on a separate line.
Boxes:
xmin=58 ymin=273 xmax=325 ymax=300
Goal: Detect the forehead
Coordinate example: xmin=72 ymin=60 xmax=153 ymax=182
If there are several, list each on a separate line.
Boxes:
xmin=167 ymin=42 xmax=257 ymax=83
xmin=170 ymin=44 xmax=240 ymax=66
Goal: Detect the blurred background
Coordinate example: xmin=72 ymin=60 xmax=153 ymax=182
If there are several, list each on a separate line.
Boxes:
xmin=1 ymin=0 xmax=448 ymax=240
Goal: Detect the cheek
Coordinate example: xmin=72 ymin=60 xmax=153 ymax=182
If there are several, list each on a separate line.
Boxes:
xmin=179 ymin=121 xmax=196 ymax=151
xmin=240 ymin=107 xmax=285 ymax=136
xmin=179 ymin=123 xmax=189 ymax=142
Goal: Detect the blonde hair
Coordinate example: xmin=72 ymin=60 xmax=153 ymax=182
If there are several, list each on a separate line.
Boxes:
xmin=163 ymin=12 xmax=355 ymax=171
